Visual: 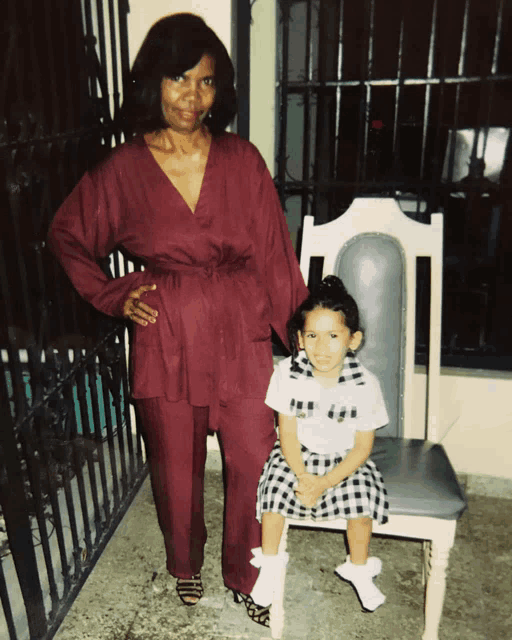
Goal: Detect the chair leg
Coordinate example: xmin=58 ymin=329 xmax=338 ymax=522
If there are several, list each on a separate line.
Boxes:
xmin=270 ymin=519 xmax=290 ymax=639
xmin=421 ymin=540 xmax=431 ymax=587
xmin=421 ymin=529 xmax=454 ymax=640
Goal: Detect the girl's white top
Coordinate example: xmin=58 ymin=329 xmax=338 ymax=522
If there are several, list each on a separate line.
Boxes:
xmin=265 ymin=352 xmax=389 ymax=456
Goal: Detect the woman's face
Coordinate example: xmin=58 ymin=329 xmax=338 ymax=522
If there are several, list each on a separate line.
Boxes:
xmin=161 ymin=53 xmax=216 ymax=134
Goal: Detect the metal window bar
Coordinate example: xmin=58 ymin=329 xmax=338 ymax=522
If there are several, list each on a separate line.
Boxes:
xmin=276 ymin=0 xmax=512 ymax=368
xmin=0 ymin=2 xmax=148 ymax=639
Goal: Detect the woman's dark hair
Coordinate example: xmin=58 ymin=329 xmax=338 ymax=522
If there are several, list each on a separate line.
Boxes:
xmin=287 ymin=275 xmax=361 ymax=356
xmin=122 ymin=13 xmax=237 ymax=136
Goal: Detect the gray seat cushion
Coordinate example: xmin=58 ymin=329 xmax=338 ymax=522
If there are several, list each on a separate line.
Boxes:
xmin=372 ymin=438 xmax=468 ymax=520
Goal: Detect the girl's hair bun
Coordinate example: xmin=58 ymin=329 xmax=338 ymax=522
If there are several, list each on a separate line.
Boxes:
xmin=316 ymin=275 xmax=348 ymax=298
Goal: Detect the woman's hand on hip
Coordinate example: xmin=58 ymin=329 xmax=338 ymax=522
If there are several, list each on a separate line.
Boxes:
xmin=123 ymin=284 xmax=158 ymax=326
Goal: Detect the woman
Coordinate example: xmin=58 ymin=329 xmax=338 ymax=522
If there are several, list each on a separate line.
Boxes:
xmin=48 ymin=13 xmax=308 ymax=622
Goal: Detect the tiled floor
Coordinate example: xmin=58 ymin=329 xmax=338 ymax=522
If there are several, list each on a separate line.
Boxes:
xmin=54 ymin=454 xmax=511 ymax=640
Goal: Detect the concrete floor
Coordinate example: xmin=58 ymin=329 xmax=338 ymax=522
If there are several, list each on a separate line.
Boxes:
xmin=54 ymin=452 xmax=511 ymax=640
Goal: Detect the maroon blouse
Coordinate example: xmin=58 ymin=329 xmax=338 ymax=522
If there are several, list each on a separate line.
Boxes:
xmin=48 ymin=133 xmax=308 ymax=422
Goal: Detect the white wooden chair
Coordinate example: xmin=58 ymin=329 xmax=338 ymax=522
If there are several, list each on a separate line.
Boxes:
xmin=269 ymin=198 xmax=467 ymax=640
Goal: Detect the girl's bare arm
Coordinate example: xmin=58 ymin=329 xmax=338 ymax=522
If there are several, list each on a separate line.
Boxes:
xmin=323 ymin=430 xmax=375 ymax=489
xmin=278 ymin=413 xmax=306 ymax=477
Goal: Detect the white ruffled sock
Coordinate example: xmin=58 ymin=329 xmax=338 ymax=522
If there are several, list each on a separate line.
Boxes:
xmin=334 ymin=556 xmax=386 ymax=611
xmin=249 ymin=547 xmax=289 ymax=607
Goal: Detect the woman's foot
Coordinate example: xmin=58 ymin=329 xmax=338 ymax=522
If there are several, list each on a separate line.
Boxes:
xmin=334 ymin=557 xmax=386 ymax=611
xmin=176 ymin=574 xmax=203 ymax=606
xmin=232 ymin=590 xmax=270 ymax=627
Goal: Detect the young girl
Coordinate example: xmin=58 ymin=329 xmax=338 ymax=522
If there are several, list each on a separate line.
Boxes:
xmin=245 ymin=276 xmax=389 ymax=626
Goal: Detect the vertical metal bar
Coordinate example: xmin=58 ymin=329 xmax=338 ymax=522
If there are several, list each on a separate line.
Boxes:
xmin=6 ymin=156 xmax=35 ymax=340
xmin=108 ymin=0 xmax=121 ymax=120
xmin=112 ymin=341 xmax=132 ymax=475
xmin=26 ymin=412 xmax=73 ymax=594
xmin=233 ymin=0 xmax=251 ymax=139
xmin=491 ymin=0 xmax=504 ymax=76
xmin=277 ymin=0 xmax=291 ymax=199
xmin=76 ymin=363 xmax=104 ymax=545
xmin=117 ymin=334 xmax=137 ymax=475
xmin=0 ymin=237 xmax=28 ymax=420
xmin=301 ymin=0 xmax=314 ymax=221
xmin=82 ymin=363 xmax=113 ymax=522
xmin=92 ymin=0 xmax=114 ymax=148
xmin=333 ymin=0 xmax=345 ymax=172
xmin=95 ymin=0 xmax=109 ymax=103
xmin=0 ymin=393 xmax=46 ymax=638
xmin=87 ymin=360 xmax=119 ymax=511
xmin=314 ymin=0 xmax=343 ymax=221
xmin=82 ymin=0 xmax=99 ymax=102
xmin=58 ymin=0 xmax=76 ymax=131
xmin=419 ymin=0 xmax=438 ymax=180
xmin=359 ymin=0 xmax=375 ymax=185
xmin=61 ymin=359 xmax=94 ymax=569
xmin=392 ymin=13 xmax=405 ymax=163
xmin=58 ymin=426 xmax=84 ymax=581
xmin=481 ymin=0 xmax=505 ymax=159
xmin=40 ymin=0 xmax=60 ymax=133
xmin=446 ymin=0 xmax=471 ymax=183
xmin=97 ymin=358 xmax=121 ymax=508
xmin=118 ymin=0 xmax=131 ymax=99
xmin=100 ymin=356 xmax=128 ymax=497
xmin=0 ymin=555 xmax=18 ymax=640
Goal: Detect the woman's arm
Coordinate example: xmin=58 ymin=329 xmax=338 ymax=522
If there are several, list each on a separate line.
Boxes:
xmin=246 ymin=146 xmax=309 ymax=348
xmin=48 ymin=169 xmax=147 ymax=318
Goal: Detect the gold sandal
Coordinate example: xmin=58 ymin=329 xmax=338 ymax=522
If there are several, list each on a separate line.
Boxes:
xmin=176 ymin=574 xmax=203 ymax=606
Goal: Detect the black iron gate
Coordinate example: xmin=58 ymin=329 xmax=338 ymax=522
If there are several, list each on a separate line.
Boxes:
xmin=276 ymin=0 xmax=512 ymax=369
xmin=0 ymin=2 xmax=147 ymax=639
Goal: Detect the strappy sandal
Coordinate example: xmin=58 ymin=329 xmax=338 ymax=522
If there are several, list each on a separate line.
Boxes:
xmin=176 ymin=574 xmax=203 ymax=606
xmin=232 ymin=590 xmax=270 ymax=627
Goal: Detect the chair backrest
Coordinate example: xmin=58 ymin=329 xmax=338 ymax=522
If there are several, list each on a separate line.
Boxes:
xmin=300 ymin=198 xmax=443 ymax=442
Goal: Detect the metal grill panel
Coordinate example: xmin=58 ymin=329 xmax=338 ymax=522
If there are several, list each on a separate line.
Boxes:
xmin=0 ymin=2 xmax=147 ymax=639
xmin=277 ymin=0 xmax=512 ymax=367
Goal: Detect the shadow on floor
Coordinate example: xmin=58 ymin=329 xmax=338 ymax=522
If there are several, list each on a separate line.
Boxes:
xmin=54 ymin=463 xmax=511 ymax=640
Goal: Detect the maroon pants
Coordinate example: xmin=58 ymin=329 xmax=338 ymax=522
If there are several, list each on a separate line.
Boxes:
xmin=137 ymin=397 xmax=276 ymax=594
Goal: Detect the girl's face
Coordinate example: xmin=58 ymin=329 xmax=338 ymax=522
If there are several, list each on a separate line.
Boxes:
xmin=161 ymin=53 xmax=216 ymax=134
xmin=298 ymin=307 xmax=363 ymax=379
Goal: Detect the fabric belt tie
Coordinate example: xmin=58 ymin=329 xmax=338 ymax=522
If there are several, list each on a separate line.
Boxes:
xmin=148 ymin=259 xmax=250 ymax=430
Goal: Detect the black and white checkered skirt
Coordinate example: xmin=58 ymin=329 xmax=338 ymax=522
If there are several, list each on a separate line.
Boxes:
xmin=256 ymin=441 xmax=389 ymax=525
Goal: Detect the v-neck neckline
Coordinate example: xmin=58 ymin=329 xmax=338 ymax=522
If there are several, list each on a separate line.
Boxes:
xmin=141 ymin=134 xmax=215 ymax=216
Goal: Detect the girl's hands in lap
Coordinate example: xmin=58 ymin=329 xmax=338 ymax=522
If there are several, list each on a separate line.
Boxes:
xmin=295 ymin=473 xmax=330 ymax=508
xmin=123 ymin=284 xmax=158 ymax=326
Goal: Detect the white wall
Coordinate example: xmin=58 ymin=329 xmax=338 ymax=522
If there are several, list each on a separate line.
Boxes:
xmin=250 ymin=0 xmax=276 ymax=170
xmin=412 ymin=368 xmax=512 ymax=480
xmin=127 ymin=1 xmax=232 ymax=66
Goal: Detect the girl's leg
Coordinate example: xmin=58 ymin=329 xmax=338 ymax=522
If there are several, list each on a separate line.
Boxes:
xmin=137 ymin=398 xmax=209 ymax=579
xmin=335 ymin=516 xmax=385 ymax=611
xmin=346 ymin=516 xmax=373 ymax=564
xmin=217 ymin=398 xmax=276 ymax=594
xmin=262 ymin=512 xmax=286 ymax=555
xmin=250 ymin=512 xmax=288 ymax=607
